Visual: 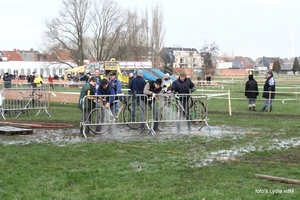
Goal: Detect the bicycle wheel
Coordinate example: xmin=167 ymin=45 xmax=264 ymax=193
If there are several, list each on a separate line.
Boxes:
xmin=190 ymin=99 xmax=206 ymax=124
xmin=26 ymin=100 xmax=42 ymax=117
xmin=159 ymin=101 xmax=179 ymax=126
xmin=123 ymin=102 xmax=144 ymax=129
xmin=88 ymin=107 xmax=112 ymax=134
xmin=9 ymin=100 xmax=22 ymax=118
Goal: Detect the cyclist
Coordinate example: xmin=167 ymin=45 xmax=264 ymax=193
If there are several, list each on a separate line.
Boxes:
xmin=167 ymin=72 xmax=196 ymax=132
xmin=129 ymin=70 xmax=146 ymax=129
xmin=78 ymin=77 xmax=97 ymax=127
xmin=94 ymin=78 xmax=117 ymax=133
xmin=97 ymin=78 xmax=117 ymax=111
xmin=143 ymin=78 xmax=163 ymax=132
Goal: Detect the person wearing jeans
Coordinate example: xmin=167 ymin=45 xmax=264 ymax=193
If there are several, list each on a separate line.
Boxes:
xmin=129 ymin=70 xmax=146 ymax=130
xmin=260 ymin=71 xmax=275 ymax=112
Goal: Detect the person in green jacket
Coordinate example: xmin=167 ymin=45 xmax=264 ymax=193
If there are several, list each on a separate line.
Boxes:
xmin=78 ymin=77 xmax=97 ymax=122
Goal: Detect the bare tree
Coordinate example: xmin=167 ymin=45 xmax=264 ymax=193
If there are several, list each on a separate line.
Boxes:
xmin=221 ymin=52 xmax=229 ymax=62
xmin=200 ymin=40 xmax=219 ymax=75
xmin=150 ymin=3 xmax=165 ymax=67
xmin=115 ymin=9 xmax=147 ymax=61
xmin=44 ymin=0 xmax=93 ymax=66
xmin=42 ymin=0 xmax=166 ymax=66
xmin=88 ymin=0 xmax=125 ymax=61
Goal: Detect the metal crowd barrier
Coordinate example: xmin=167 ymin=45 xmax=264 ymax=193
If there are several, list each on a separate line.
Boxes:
xmin=80 ymin=94 xmax=150 ymax=138
xmin=153 ymin=93 xmax=210 ymax=132
xmin=0 ymin=88 xmax=51 ymax=120
xmin=80 ymin=93 xmax=210 ymax=138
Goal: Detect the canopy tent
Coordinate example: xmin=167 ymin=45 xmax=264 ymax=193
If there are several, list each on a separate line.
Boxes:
xmin=64 ymin=65 xmax=85 ymax=73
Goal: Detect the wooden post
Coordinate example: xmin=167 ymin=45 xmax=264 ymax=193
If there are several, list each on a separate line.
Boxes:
xmin=268 ymin=91 xmax=271 ymax=112
xmin=254 ymin=174 xmax=300 ymax=185
xmin=228 ymin=89 xmax=232 ymax=116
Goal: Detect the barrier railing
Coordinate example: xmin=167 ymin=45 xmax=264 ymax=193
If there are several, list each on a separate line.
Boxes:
xmin=80 ymin=94 xmax=150 ymax=138
xmin=80 ymin=93 xmax=210 ymax=138
xmin=152 ymin=93 xmax=210 ymax=133
xmin=0 ymin=88 xmax=51 ymax=120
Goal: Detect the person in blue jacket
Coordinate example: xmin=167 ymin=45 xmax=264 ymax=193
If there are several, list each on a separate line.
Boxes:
xmin=97 ymin=78 xmax=117 ymax=112
xmin=129 ymin=70 xmax=146 ymax=128
xmin=95 ymin=78 xmax=117 ymax=133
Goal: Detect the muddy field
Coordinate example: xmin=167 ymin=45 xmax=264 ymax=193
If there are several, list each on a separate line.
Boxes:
xmin=2 ymin=124 xmax=300 ymax=167
xmin=0 ymin=124 xmax=217 ymax=146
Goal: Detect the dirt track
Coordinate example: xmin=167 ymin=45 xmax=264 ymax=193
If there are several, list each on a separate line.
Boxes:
xmin=49 ymin=92 xmax=79 ymax=103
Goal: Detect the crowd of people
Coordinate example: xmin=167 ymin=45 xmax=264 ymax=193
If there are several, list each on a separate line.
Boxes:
xmin=78 ymin=69 xmax=277 ymax=135
xmin=1 ymin=71 xmax=45 ymax=89
xmin=78 ymin=69 xmax=197 ymax=133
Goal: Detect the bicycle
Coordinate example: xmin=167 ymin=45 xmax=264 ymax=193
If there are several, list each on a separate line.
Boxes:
xmin=9 ymin=90 xmax=45 ymax=118
xmin=159 ymin=92 xmax=207 ymax=127
xmin=86 ymin=95 xmax=144 ymax=135
xmin=122 ymin=95 xmax=145 ymax=130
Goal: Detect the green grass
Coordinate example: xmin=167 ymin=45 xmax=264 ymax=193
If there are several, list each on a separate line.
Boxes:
xmin=1 ymin=76 xmax=300 ymax=199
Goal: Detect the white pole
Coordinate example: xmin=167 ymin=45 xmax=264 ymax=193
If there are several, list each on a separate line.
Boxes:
xmin=228 ymin=89 xmax=232 ymax=116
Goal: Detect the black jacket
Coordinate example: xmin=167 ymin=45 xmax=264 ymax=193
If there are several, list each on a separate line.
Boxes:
xmin=167 ymin=77 xmax=195 ymax=94
xmin=262 ymin=76 xmax=275 ymax=99
xmin=245 ymin=78 xmax=259 ymax=99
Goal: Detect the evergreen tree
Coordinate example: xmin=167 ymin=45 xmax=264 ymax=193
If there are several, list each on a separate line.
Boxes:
xmin=292 ymin=57 xmax=300 ymax=75
xmin=273 ymin=60 xmax=281 ymax=74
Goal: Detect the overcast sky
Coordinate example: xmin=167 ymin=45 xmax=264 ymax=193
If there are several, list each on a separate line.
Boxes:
xmin=1 ymin=0 xmax=300 ymax=60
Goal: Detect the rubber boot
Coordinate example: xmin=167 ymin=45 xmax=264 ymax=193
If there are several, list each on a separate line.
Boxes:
xmin=270 ymin=106 xmax=272 ymax=112
xmin=252 ymin=106 xmax=256 ymax=111
xmin=260 ymin=106 xmax=267 ymax=112
xmin=249 ymin=107 xmax=252 ymax=111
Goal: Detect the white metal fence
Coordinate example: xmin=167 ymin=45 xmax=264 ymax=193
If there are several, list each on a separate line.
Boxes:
xmin=80 ymin=93 xmax=210 ymax=138
xmin=0 ymin=88 xmax=51 ymax=120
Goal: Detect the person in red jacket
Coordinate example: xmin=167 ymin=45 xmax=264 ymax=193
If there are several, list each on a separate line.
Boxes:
xmin=48 ymin=75 xmax=54 ymax=90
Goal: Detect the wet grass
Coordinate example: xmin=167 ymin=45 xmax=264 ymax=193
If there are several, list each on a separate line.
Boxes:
xmin=1 ymin=135 xmax=300 ymax=199
xmin=1 ymin=79 xmax=300 ymax=199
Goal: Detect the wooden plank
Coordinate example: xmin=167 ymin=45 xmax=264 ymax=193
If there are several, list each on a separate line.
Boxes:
xmin=0 ymin=126 xmax=33 ymax=135
xmin=254 ymin=174 xmax=300 ymax=185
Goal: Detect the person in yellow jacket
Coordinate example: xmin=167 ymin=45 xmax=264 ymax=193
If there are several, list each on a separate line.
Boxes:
xmin=33 ymin=73 xmax=43 ymax=88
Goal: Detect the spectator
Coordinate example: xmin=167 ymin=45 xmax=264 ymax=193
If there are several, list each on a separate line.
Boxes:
xmin=128 ymin=72 xmax=135 ymax=100
xmin=93 ymin=68 xmax=102 ymax=93
xmin=197 ymin=75 xmax=201 ymax=86
xmin=34 ymin=73 xmax=43 ymax=88
xmin=108 ymin=71 xmax=122 ymax=112
xmin=54 ymin=74 xmax=59 ymax=80
xmin=162 ymin=73 xmax=173 ymax=93
xmin=245 ymin=74 xmax=259 ymax=111
xmin=85 ymin=72 xmax=91 ymax=83
xmin=260 ymin=71 xmax=275 ymax=112
xmin=3 ymin=72 xmax=12 ymax=88
xmin=206 ymin=74 xmax=211 ymax=85
xmin=28 ymin=72 xmax=36 ymax=88
xmin=48 ymin=75 xmax=54 ymax=90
